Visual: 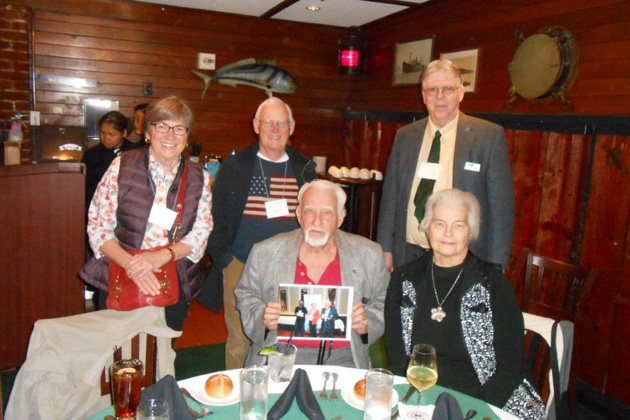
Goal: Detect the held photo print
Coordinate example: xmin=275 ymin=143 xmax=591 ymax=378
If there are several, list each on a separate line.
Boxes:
xmin=277 ymin=284 xmax=354 ymax=341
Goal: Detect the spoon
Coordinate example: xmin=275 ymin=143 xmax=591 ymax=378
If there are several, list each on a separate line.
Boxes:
xmin=464 ymin=409 xmax=478 ymax=420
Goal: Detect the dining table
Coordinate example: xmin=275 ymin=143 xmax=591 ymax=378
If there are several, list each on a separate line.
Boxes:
xmin=88 ymin=364 xmax=520 ymax=420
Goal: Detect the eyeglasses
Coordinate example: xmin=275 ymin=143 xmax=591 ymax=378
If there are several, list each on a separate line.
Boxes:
xmin=151 ymin=122 xmax=188 ymax=136
xmin=423 ymin=85 xmax=460 ymax=97
xmin=256 ymin=119 xmax=292 ymax=130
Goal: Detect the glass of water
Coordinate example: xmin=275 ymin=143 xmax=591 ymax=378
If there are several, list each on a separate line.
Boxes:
xmin=136 ymin=399 xmax=169 ymax=420
xmin=363 ymin=368 xmax=394 ymax=420
xmin=267 ymin=342 xmax=297 ymax=382
xmin=240 ymin=365 xmax=269 ymax=420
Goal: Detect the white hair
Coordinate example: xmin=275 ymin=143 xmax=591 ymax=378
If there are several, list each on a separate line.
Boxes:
xmin=418 ymin=188 xmax=481 ymax=239
xmin=254 ymin=97 xmax=294 ymax=122
xmin=420 ymin=59 xmax=465 ymax=88
xmin=297 ymin=179 xmax=347 ymax=215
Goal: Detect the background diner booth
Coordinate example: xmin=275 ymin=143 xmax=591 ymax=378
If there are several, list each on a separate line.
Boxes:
xmin=1 ymin=0 xmax=630 ymax=418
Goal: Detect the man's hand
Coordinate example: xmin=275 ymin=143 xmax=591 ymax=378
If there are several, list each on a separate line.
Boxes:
xmin=383 ymin=252 xmax=394 ymax=273
xmin=263 ymin=302 xmax=281 ymax=331
xmin=351 ymin=300 xmax=368 ymax=335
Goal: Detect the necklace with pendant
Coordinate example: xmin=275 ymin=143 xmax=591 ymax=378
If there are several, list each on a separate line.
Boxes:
xmin=430 ymin=261 xmax=464 ymax=322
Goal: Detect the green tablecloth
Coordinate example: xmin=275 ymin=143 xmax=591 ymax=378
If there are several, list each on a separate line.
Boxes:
xmin=87 ymin=384 xmax=500 ymax=419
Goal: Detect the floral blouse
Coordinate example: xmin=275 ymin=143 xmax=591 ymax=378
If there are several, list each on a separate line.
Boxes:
xmin=87 ymin=150 xmax=213 ymax=263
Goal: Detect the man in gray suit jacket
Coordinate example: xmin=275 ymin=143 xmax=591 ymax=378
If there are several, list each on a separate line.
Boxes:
xmin=377 ymin=59 xmax=514 ymax=270
xmin=236 ymin=180 xmax=389 ymax=369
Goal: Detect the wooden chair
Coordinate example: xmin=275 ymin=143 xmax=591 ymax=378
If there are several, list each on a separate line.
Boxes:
xmin=506 ymin=245 xmax=530 ymax=305
xmin=523 ymin=251 xmax=597 ymax=321
xmin=100 ymin=333 xmax=158 ymax=396
xmin=524 ymin=328 xmax=551 ymax=404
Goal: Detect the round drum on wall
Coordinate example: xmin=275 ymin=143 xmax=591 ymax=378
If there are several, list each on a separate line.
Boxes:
xmin=506 ymin=26 xmax=579 ymax=109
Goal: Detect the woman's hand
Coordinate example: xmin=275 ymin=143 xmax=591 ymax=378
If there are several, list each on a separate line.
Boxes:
xmin=351 ymin=300 xmax=369 ymax=335
xmin=263 ymin=302 xmax=281 ymax=331
xmin=123 ymin=249 xmax=171 ymax=295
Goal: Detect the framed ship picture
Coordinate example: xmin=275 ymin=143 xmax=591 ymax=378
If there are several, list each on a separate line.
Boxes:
xmin=441 ymin=49 xmax=479 ymax=92
xmin=393 ymin=36 xmax=435 ymax=86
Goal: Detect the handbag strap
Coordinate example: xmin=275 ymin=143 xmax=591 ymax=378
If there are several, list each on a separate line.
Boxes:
xmin=170 ymin=159 xmax=188 ymax=242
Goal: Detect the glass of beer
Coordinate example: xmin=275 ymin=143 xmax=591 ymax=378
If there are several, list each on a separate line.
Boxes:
xmin=111 ymin=358 xmax=144 ymax=419
xmin=406 ymin=344 xmax=438 ymax=406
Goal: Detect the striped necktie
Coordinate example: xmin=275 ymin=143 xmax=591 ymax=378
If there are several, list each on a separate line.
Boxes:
xmin=413 ymin=130 xmax=441 ymax=222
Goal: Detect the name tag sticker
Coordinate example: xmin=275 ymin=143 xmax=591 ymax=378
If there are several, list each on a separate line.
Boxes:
xmin=418 ymin=162 xmax=441 ymax=180
xmin=265 ymin=199 xmax=290 ymax=219
xmin=465 ymin=162 xmax=481 ymax=172
xmin=148 ymin=204 xmax=177 ymax=230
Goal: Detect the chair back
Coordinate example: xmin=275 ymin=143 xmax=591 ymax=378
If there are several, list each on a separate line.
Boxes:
xmin=524 ymin=251 xmax=596 ymax=320
xmin=100 ymin=333 xmax=158 ymax=396
xmin=524 ymin=328 xmax=551 ymax=403
xmin=506 ymin=245 xmax=530 ymax=305
xmin=523 ymin=313 xmax=574 ymax=420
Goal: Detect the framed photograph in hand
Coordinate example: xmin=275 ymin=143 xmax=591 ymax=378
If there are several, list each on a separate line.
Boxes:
xmin=277 ymin=284 xmax=354 ymax=341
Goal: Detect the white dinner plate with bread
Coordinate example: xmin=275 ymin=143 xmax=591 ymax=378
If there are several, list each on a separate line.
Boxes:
xmin=190 ymin=371 xmax=240 ymax=406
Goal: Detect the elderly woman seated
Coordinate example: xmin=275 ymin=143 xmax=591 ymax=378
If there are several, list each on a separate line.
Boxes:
xmin=384 ymin=189 xmax=545 ymax=419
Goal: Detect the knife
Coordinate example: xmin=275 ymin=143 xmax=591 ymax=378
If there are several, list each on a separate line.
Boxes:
xmin=401 ymin=385 xmax=417 ymax=404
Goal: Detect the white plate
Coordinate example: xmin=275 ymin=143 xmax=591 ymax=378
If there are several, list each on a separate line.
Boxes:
xmin=398 ymin=403 xmax=436 ymax=420
xmin=189 ymin=371 xmax=240 ymax=406
xmin=341 ymin=382 xmax=399 ymax=410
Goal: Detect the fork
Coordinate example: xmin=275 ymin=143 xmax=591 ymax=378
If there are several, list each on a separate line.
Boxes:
xmin=319 ymin=371 xmax=330 ymax=399
xmin=329 ymin=372 xmax=339 ymax=401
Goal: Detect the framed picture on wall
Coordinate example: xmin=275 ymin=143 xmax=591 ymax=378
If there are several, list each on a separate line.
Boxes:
xmin=393 ymin=36 xmax=435 ymax=86
xmin=440 ymin=49 xmax=479 ymax=92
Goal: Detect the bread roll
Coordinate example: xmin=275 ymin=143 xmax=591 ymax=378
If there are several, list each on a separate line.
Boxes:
xmin=205 ymin=373 xmax=233 ymax=398
xmin=354 ymin=378 xmax=366 ymax=401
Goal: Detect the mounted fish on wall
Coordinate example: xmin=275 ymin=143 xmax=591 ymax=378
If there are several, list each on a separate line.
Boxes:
xmin=192 ymin=58 xmax=298 ymax=98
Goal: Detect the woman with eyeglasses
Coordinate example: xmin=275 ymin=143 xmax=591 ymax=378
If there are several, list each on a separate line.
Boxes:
xmin=80 ymin=96 xmax=213 ymax=332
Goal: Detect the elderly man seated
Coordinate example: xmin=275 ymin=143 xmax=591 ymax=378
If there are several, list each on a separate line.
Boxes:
xmin=235 ymin=179 xmax=389 ymax=368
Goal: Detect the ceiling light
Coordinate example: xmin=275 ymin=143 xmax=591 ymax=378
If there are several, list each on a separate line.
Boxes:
xmin=306 ymin=5 xmax=321 ymax=12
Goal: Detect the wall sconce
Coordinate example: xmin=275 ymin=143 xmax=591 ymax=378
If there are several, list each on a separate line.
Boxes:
xmin=338 ymin=29 xmax=364 ymax=76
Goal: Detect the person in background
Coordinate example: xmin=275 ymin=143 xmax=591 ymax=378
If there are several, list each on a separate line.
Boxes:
xmin=235 ymin=180 xmax=389 ymax=369
xmin=81 ymin=111 xmax=143 ymax=212
xmin=384 ymin=189 xmax=544 ymax=419
xmin=377 ymin=59 xmax=514 ymax=272
xmin=293 ymin=299 xmax=308 ymax=337
xmin=79 ymin=96 xmax=212 ymax=332
xmin=307 ymin=302 xmax=320 ymax=337
xmin=320 ymin=300 xmax=339 ymax=338
xmin=127 ymin=103 xmax=149 ymax=143
xmin=200 ymin=97 xmax=317 ymax=369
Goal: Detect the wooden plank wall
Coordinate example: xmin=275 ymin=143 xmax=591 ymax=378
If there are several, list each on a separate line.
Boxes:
xmin=20 ymin=0 xmax=349 ymax=164
xmin=344 ymin=115 xmax=630 ymax=405
xmin=350 ymin=0 xmax=630 ymax=115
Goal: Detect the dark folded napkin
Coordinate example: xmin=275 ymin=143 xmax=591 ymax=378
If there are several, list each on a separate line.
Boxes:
xmin=431 ymin=392 xmax=464 ymax=420
xmin=140 ymin=374 xmax=195 ymax=420
xmin=267 ymin=368 xmax=325 ymax=420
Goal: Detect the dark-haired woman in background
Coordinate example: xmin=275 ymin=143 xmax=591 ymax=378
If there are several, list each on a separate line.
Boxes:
xmin=81 ymin=110 xmax=143 ymax=209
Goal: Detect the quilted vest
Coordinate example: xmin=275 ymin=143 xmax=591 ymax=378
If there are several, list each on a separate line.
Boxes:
xmin=80 ymin=148 xmax=205 ymax=301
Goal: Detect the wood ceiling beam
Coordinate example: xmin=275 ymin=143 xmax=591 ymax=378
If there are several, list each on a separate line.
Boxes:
xmin=260 ymin=0 xmax=301 ymax=19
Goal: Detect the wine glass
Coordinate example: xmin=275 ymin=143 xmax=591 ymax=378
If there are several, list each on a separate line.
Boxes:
xmin=406 ymin=344 xmax=438 ymax=406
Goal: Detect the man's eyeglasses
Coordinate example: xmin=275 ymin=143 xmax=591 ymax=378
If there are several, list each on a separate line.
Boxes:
xmin=257 ymin=119 xmax=292 ymax=130
xmin=151 ymin=122 xmax=188 ymax=136
xmin=423 ymin=86 xmax=460 ymax=97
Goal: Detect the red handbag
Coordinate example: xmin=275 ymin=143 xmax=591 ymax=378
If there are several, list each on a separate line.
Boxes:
xmin=106 ymin=161 xmax=188 ymax=311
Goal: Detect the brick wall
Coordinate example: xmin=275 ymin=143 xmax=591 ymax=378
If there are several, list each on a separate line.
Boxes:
xmin=0 ymin=4 xmax=31 ymax=163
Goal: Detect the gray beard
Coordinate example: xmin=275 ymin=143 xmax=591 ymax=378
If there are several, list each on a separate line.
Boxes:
xmin=304 ymin=227 xmax=329 ymax=247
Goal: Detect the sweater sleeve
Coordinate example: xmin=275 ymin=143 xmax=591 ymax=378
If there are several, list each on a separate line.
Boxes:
xmin=384 ymin=269 xmax=409 ymax=376
xmin=480 ymin=270 xmax=528 ymax=407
